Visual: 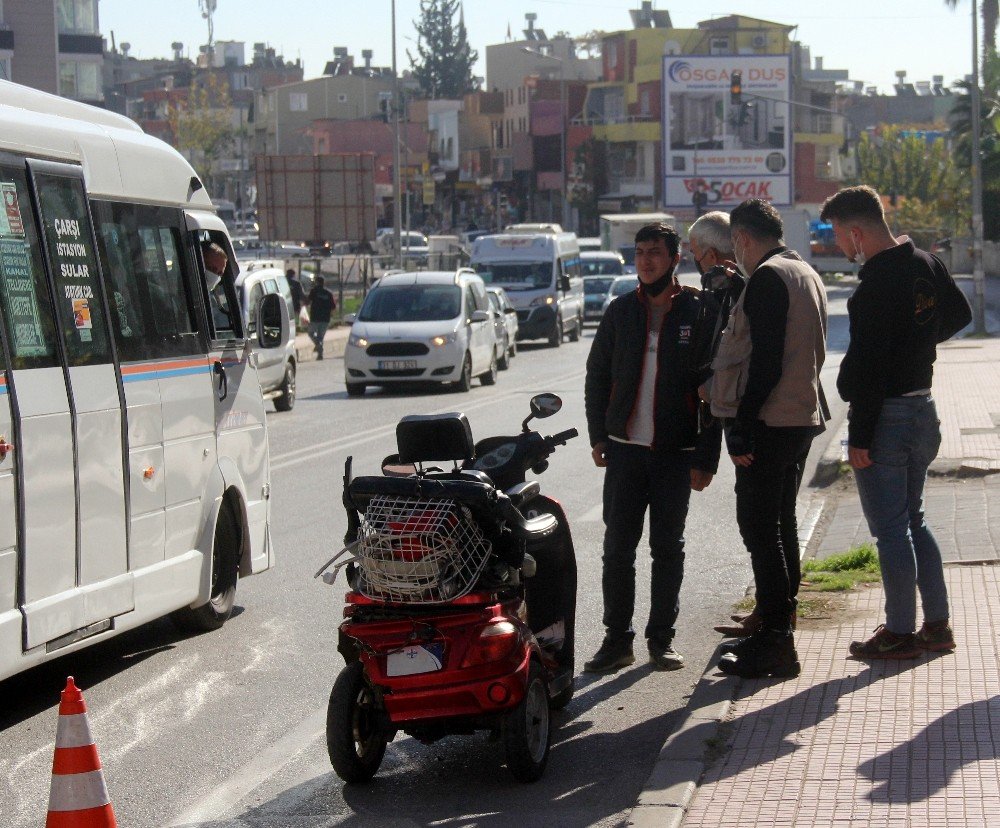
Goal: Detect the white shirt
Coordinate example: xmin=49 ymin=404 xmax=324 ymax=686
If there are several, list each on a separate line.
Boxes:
xmin=611 ymin=304 xmax=666 ymax=448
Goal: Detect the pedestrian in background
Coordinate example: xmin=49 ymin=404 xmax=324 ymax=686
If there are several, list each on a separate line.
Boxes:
xmin=286 ymin=268 xmax=304 ymax=320
xmin=821 ymin=185 xmax=971 ymax=659
xmin=305 ymin=275 xmax=336 ymax=360
xmin=583 ymin=222 xmax=721 ymax=674
xmin=709 ymin=199 xmax=828 ymax=679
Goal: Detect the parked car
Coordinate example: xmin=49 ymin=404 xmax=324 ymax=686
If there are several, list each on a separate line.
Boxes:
xmin=583 ymin=275 xmax=617 ymax=323
xmin=231 ymin=236 xmax=312 ymax=259
xmin=343 ymin=268 xmax=499 ymax=396
xmin=601 ymin=275 xmax=640 ymax=315
xmin=375 ymin=230 xmax=430 ymax=261
xmin=581 ymin=251 xmax=626 ymax=277
xmin=486 ymin=286 xmax=519 ymax=370
xmin=235 ymin=265 xmax=297 ymax=411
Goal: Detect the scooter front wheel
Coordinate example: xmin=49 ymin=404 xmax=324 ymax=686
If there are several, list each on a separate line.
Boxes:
xmin=502 ymin=660 xmax=551 ymax=782
xmin=326 ymin=661 xmax=388 ymax=783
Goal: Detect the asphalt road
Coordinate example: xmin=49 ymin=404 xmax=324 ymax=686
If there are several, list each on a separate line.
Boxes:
xmin=0 ymin=280 xmax=852 ymax=828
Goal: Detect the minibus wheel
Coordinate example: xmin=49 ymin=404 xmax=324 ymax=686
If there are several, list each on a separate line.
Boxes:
xmin=171 ymin=500 xmax=240 ymax=633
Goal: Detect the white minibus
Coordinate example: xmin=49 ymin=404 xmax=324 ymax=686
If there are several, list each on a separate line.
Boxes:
xmin=470 ymin=232 xmax=584 ymax=346
xmin=0 ymin=80 xmax=286 ymax=681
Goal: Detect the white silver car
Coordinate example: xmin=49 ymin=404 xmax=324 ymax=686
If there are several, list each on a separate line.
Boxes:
xmin=486 ymin=286 xmax=519 ymax=370
xmin=344 ymin=269 xmax=499 ymax=395
xmin=602 ymin=275 xmax=640 ymax=315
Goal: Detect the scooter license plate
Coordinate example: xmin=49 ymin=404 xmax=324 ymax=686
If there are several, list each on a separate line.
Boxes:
xmin=386 ymin=643 xmax=445 ymax=676
xmin=379 ymin=360 xmax=418 ymax=370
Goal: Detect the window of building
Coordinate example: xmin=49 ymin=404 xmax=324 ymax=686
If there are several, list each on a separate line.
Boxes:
xmin=289 ymin=92 xmax=308 ymax=111
xmin=57 ymin=0 xmax=98 ymax=35
xmin=607 ymin=42 xmax=618 ymax=69
xmin=58 ymin=60 xmax=101 ymax=100
xmin=709 ymin=37 xmax=729 ymax=55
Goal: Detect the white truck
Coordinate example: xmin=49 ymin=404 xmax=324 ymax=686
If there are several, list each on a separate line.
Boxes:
xmin=599 ymin=212 xmax=677 ymax=269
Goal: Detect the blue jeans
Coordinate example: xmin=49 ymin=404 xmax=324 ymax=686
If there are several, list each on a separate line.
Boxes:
xmin=854 ymin=396 xmax=948 ymax=634
xmin=601 ymin=441 xmax=692 ymax=643
xmin=307 ymin=321 xmax=328 ymax=354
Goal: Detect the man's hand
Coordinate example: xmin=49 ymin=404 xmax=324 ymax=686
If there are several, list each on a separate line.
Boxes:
xmin=591 ymin=442 xmax=608 ymax=468
xmin=729 ymin=453 xmax=754 ymax=467
xmin=848 ymin=446 xmax=873 ymax=469
xmin=690 ymin=468 xmax=714 ymax=491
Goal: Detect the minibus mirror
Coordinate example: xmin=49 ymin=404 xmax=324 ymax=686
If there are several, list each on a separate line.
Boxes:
xmin=559 ymin=274 xmax=571 ymax=293
xmin=257 ymin=293 xmax=288 ymax=349
xmin=469 ymin=310 xmax=490 ymax=324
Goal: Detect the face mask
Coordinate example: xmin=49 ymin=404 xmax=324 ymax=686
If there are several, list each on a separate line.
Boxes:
xmin=205 ymin=270 xmax=222 ymax=292
xmin=851 ymin=232 xmax=865 ymax=265
xmin=733 ymin=234 xmax=750 ymax=276
xmin=643 ymin=264 xmax=677 ymax=297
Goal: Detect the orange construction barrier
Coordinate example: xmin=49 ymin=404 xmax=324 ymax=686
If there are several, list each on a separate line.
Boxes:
xmin=46 ymin=677 xmax=117 ymax=828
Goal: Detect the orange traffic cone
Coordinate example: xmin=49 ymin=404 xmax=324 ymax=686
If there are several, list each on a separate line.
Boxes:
xmin=46 ymin=677 xmax=117 ymax=828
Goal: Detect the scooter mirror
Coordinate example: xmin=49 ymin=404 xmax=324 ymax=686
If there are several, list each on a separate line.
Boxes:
xmin=381 ymin=454 xmax=417 ymax=477
xmin=529 ymin=393 xmax=562 ymax=419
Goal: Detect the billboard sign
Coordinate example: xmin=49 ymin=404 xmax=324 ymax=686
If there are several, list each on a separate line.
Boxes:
xmin=662 ymin=55 xmax=792 ymax=209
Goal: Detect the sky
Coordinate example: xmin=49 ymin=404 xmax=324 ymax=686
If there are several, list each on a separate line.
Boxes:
xmin=100 ymin=0 xmax=975 ymax=94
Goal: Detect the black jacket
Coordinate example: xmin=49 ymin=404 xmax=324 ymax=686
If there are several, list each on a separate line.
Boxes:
xmin=585 ymin=284 xmax=722 ymax=473
xmin=837 ymin=239 xmax=971 ymax=448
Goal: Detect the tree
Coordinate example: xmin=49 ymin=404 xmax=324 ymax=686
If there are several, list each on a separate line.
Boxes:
xmin=852 ymin=125 xmax=970 ymax=235
xmin=944 ymin=0 xmax=998 ymax=66
xmin=408 ymin=0 xmax=479 ymax=99
xmin=167 ymin=73 xmax=237 ymax=195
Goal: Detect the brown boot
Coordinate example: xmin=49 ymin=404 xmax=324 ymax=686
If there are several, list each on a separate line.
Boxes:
xmin=714 ymin=610 xmax=762 ymax=637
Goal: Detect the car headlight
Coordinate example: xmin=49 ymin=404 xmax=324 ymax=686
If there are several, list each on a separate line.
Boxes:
xmin=348 ymin=333 xmax=369 ymax=348
xmin=529 ymin=294 xmax=556 ymax=307
xmin=431 ymin=332 xmax=458 ymax=347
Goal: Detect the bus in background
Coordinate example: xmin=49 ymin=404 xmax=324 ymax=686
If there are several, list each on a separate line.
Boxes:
xmin=470 ymin=232 xmax=584 ymax=347
xmin=0 ymin=79 xmax=285 ymax=682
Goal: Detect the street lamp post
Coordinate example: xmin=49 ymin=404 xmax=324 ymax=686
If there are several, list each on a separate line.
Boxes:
xmin=391 ymin=0 xmax=403 ymax=268
xmin=522 ymin=48 xmax=570 ymax=230
xmin=970 ymin=0 xmax=987 ymax=334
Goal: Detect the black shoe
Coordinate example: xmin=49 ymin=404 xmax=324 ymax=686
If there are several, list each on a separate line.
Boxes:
xmin=718 ymin=635 xmax=753 ymax=655
xmin=718 ymin=629 xmax=800 ymax=679
xmin=648 ymin=638 xmax=684 ymax=671
xmin=583 ymin=635 xmax=635 ymax=674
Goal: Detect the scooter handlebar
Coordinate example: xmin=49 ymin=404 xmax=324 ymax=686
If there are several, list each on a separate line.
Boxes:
xmin=545 ymin=428 xmax=579 ymax=448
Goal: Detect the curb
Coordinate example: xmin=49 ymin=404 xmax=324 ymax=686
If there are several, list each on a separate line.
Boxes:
xmin=294 ymin=327 xmax=348 ymax=363
xmin=809 ymin=419 xmax=848 ymax=488
xmin=626 ymin=492 xmax=827 ymax=828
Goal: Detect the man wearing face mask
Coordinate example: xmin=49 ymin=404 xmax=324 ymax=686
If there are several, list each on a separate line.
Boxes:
xmin=708 ymin=199 xmax=827 ymax=679
xmin=201 ymin=240 xmax=234 ymax=336
xmin=584 ymin=222 xmax=721 ymax=673
xmin=688 ymin=211 xmax=746 ymax=365
xmin=820 ymin=185 xmax=970 ymax=659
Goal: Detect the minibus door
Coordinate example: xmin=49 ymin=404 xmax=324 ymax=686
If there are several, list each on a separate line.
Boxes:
xmin=11 ymin=160 xmax=131 ymax=651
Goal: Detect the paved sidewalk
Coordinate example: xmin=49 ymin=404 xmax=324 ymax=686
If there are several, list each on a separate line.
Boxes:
xmin=293 ymin=325 xmax=349 ymax=363
xmin=629 ymin=334 xmax=1000 ymax=828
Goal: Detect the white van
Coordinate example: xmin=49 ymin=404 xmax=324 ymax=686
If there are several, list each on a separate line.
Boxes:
xmin=0 ymin=80 xmax=286 ymax=681
xmin=344 ymin=269 xmax=497 ymax=395
xmin=470 ymin=233 xmax=584 ymax=346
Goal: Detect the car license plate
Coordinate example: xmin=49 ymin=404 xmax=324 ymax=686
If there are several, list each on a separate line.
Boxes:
xmin=387 ymin=643 xmax=445 ymax=676
xmin=379 ymin=360 xmax=418 ymax=370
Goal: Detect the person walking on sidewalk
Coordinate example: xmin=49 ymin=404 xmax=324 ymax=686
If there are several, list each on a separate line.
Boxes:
xmin=709 ymin=199 xmax=828 ymax=679
xmin=583 ymin=222 xmax=721 ymax=673
xmin=821 ymin=185 xmax=972 ymax=658
xmin=286 ymin=268 xmax=304 ymax=319
xmin=306 ymin=275 xmax=336 ymax=360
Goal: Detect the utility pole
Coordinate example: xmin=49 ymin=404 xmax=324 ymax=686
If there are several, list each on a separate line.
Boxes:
xmin=391 ymin=0 xmax=403 ymax=268
xmin=971 ymin=0 xmax=988 ymax=334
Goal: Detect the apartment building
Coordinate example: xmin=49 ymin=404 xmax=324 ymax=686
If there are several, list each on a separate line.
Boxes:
xmin=2 ymin=0 xmax=103 ymax=104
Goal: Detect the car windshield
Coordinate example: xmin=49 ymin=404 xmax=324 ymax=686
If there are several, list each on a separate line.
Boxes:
xmin=584 ymin=277 xmax=615 ymax=295
xmin=611 ymin=277 xmax=639 ymax=296
xmin=582 ymin=260 xmax=624 ymax=277
xmin=474 ymin=262 xmax=552 ymax=290
xmin=358 ymin=284 xmax=461 ymax=322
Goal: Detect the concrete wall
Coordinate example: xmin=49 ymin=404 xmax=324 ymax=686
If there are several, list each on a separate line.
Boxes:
xmin=938 ymin=237 xmax=1000 ymax=277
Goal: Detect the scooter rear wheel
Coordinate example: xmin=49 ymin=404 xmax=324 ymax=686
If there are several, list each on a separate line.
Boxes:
xmin=326 ymin=661 xmax=388 ymax=783
xmin=502 ymin=660 xmax=551 ymax=782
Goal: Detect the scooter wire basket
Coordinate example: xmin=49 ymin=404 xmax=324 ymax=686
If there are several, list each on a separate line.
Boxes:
xmin=354 ymin=494 xmax=493 ymax=604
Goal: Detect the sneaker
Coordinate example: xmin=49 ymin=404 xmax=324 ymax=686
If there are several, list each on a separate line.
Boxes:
xmin=916 ymin=619 xmax=956 ymax=652
xmin=648 ymin=638 xmax=684 ymax=671
xmin=583 ymin=635 xmax=635 ymax=674
xmin=849 ymin=625 xmax=921 ymax=660
xmin=718 ymin=628 xmax=800 ymax=679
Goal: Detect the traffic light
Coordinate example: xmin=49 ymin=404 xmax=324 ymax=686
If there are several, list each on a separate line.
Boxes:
xmin=730 ymin=71 xmax=742 ymax=107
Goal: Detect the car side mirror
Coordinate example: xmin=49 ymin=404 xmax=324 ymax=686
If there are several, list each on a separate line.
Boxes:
xmin=469 ymin=309 xmax=490 ymax=324
xmin=343 ymin=312 xmax=357 ymax=324
xmin=505 ymin=306 xmax=517 ymax=315
xmin=559 ymin=274 xmax=571 ymax=293
xmin=257 ymin=293 xmax=288 ymax=349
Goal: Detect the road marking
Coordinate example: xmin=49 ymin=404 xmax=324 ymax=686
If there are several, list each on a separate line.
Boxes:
xmin=170 ymin=708 xmax=326 ymax=826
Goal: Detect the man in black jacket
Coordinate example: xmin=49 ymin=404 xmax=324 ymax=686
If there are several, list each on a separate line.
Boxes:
xmin=583 ymin=223 xmax=721 ymax=673
xmin=821 ymin=185 xmax=971 ymax=659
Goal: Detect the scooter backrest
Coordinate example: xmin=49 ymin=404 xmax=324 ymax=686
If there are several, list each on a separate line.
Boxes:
xmin=396 ymin=412 xmax=474 ymax=463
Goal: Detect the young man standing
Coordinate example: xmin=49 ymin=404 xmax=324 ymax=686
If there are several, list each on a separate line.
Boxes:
xmin=821 ymin=185 xmax=971 ymax=658
xmin=709 ymin=199 xmax=828 ymax=679
xmin=584 ymin=223 xmax=721 ymax=673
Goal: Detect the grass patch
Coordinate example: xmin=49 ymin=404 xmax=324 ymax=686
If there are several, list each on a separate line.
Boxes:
xmin=801 ymin=543 xmax=880 ymax=592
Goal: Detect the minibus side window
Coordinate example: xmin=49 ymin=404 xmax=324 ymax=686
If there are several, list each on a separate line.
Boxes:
xmin=34 ymin=172 xmax=113 ymax=366
xmin=0 ymin=166 xmax=60 ymax=368
xmin=92 ymin=210 xmax=149 ymax=362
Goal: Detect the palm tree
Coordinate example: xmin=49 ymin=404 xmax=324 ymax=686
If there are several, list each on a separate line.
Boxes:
xmin=945 ymin=0 xmax=999 ymax=65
